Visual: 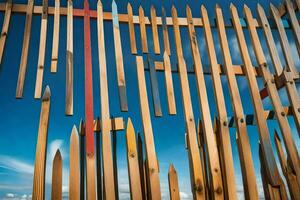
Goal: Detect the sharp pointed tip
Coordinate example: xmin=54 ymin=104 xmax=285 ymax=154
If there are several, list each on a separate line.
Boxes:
xmin=270 ymin=3 xmax=276 ymax=10
xmin=42 ymin=85 xmax=51 ymax=101
xmin=127 ymin=117 xmax=133 ymax=126
xmin=127 ymin=2 xmax=131 ymax=8
xmin=151 ymin=5 xmax=155 ymax=9
xmin=274 ymin=129 xmax=281 ymax=140
xmin=172 ymin=5 xmax=176 ymax=10
xmin=186 ymin=4 xmax=190 ymax=11
xmin=244 ymin=4 xmax=250 ymax=10
xmin=230 ymin=3 xmax=236 ymax=9
xmin=257 ymin=3 xmax=262 ymax=10
xmin=201 ymin=4 xmax=206 ymax=11
xmin=216 ymin=4 xmax=221 ymax=9
xmin=72 ymin=125 xmax=78 ymax=134
xmin=55 ymin=149 xmax=62 ymax=158
xmin=169 ymin=164 xmax=176 ymax=172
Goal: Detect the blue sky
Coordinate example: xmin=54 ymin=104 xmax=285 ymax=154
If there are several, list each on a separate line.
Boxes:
xmin=0 ymin=0 xmax=299 ymax=199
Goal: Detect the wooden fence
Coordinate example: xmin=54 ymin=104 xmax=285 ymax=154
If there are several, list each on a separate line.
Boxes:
xmin=1 ymin=0 xmax=300 ymax=199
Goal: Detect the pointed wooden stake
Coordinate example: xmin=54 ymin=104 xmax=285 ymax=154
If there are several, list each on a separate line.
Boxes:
xmin=0 ymin=0 xmax=12 ymax=65
xmin=285 ymin=0 xmax=300 ymax=55
xmin=150 ymin=6 xmax=160 ymax=54
xmin=168 ymin=164 xmax=180 ymax=200
xmin=79 ymin=120 xmax=85 ymax=200
xmin=66 ymin=0 xmax=73 ymax=115
xmin=139 ymin=6 xmax=148 ymax=53
xmin=127 ymin=3 xmax=137 ymax=54
xmin=50 ymin=0 xmax=60 ymax=73
xmin=32 ymin=86 xmax=51 ymax=200
xmin=162 ymin=6 xmax=171 ymax=55
xmin=163 ymin=52 xmax=176 ymax=115
xmin=70 ymin=125 xmax=80 ymax=200
xmin=51 ymin=150 xmax=62 ymax=200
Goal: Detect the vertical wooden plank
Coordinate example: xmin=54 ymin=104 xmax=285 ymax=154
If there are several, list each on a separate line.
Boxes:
xmin=215 ymin=5 xmax=258 ymax=199
xmin=148 ymin=56 xmax=162 ymax=117
xmin=32 ymin=86 xmax=51 ymax=200
xmin=51 ymin=150 xmax=62 ymax=200
xmin=172 ymin=6 xmax=210 ymax=200
xmin=127 ymin=3 xmax=137 ymax=54
xmin=50 ymin=0 xmax=60 ymax=73
xmin=34 ymin=0 xmax=48 ymax=99
xmin=270 ymin=4 xmax=299 ymax=79
xmin=95 ymin=118 xmax=102 ymax=200
xmin=66 ymin=0 xmax=73 ymax=115
xmin=139 ymin=6 xmax=148 ymax=53
xmin=137 ymin=134 xmax=147 ymax=200
xmin=16 ymin=0 xmax=34 ymax=98
xmin=79 ymin=121 xmax=85 ymax=200
xmin=163 ymin=52 xmax=176 ymax=115
xmin=70 ymin=126 xmax=80 ymax=200
xmin=112 ymin=0 xmax=128 ymax=112
xmin=150 ymin=6 xmax=160 ymax=54
xmin=97 ymin=1 xmax=116 ymax=199
xmin=274 ymin=131 xmax=300 ymax=200
xmin=126 ymin=118 xmax=143 ymax=200
xmin=136 ymin=56 xmax=161 ymax=199
xmin=168 ymin=164 xmax=180 ymax=200
xmin=200 ymin=6 xmax=237 ymax=199
xmin=285 ymin=0 xmax=300 ymax=55
xmin=162 ymin=7 xmax=171 ymax=55
xmin=257 ymin=4 xmax=300 ymax=137
xmin=112 ymin=127 xmax=119 ymax=199
xmin=0 ymin=0 xmax=12 ymax=64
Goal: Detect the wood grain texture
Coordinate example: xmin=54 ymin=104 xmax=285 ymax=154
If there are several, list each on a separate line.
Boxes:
xmin=50 ymin=0 xmax=60 ymax=73
xmin=150 ymin=6 xmax=160 ymax=54
xmin=66 ymin=0 xmax=73 ymax=115
xmin=16 ymin=0 xmax=34 ymax=98
xmin=51 ymin=150 xmax=62 ymax=200
xmin=200 ymin=5 xmax=237 ymax=199
xmin=0 ymin=0 xmax=12 ymax=65
xmin=32 ymin=86 xmax=51 ymax=200
xmin=168 ymin=165 xmax=180 ymax=200
xmin=136 ymin=56 xmax=161 ymax=199
xmin=127 ymin=3 xmax=137 ymax=54
xmin=216 ymin=5 xmax=258 ymax=199
xmin=161 ymin=7 xmax=170 ymax=55
xmin=34 ymin=0 xmax=48 ymax=99
xmin=163 ymin=52 xmax=176 ymax=115
xmin=172 ymin=6 xmax=208 ymax=200
xmin=79 ymin=121 xmax=85 ymax=200
xmin=139 ymin=6 xmax=148 ymax=53
xmin=137 ymin=134 xmax=147 ymax=199
xmin=70 ymin=126 xmax=80 ymax=200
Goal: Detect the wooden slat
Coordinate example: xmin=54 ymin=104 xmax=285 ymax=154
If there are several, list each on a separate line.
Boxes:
xmin=112 ymin=0 xmax=128 ymax=112
xmin=69 ymin=126 xmax=80 ymax=200
xmin=79 ymin=121 xmax=85 ymax=200
xmin=34 ymin=0 xmax=48 ymax=99
xmin=274 ymin=131 xmax=300 ymax=200
xmin=270 ymin=4 xmax=299 ymax=79
xmin=32 ymin=86 xmax=51 ymax=200
xmin=50 ymin=0 xmax=60 ymax=73
xmin=51 ymin=150 xmax=62 ymax=200
xmin=127 ymin=3 xmax=137 ymax=54
xmin=112 ymin=127 xmax=119 ymax=199
xmin=216 ymin=5 xmax=258 ymax=199
xmin=95 ymin=118 xmax=102 ymax=200
xmin=148 ymin=56 xmax=162 ymax=117
xmin=137 ymin=134 xmax=147 ymax=199
xmin=285 ymin=0 xmax=300 ymax=55
xmin=65 ymin=0 xmax=73 ymax=115
xmin=126 ymin=118 xmax=143 ymax=200
xmin=0 ymin=0 xmax=12 ymax=64
xmin=16 ymin=0 xmax=34 ymax=98
xmin=200 ymin=5 xmax=237 ymax=199
xmin=163 ymin=52 xmax=176 ymax=115
xmin=172 ymin=6 xmax=210 ymax=199
xmin=139 ymin=6 xmax=148 ymax=53
xmin=136 ymin=56 xmax=161 ymax=199
xmin=168 ymin=164 xmax=180 ymax=200
xmin=150 ymin=6 xmax=160 ymax=54
xmin=161 ymin=7 xmax=170 ymax=55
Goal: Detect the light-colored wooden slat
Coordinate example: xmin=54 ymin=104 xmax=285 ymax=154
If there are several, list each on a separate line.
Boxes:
xmin=97 ymin=1 xmax=116 ymax=199
xmin=126 ymin=118 xmax=143 ymax=200
xmin=50 ymin=0 xmax=60 ymax=73
xmin=136 ymin=56 xmax=161 ymax=199
xmin=200 ymin=5 xmax=237 ymax=199
xmin=215 ymin=5 xmax=258 ymax=199
xmin=168 ymin=164 xmax=180 ymax=200
xmin=139 ymin=6 xmax=148 ymax=53
xmin=172 ymin=6 xmax=211 ymax=200
xmin=32 ymin=86 xmax=51 ymax=200
xmin=93 ymin=117 xmax=124 ymax=132
xmin=34 ymin=0 xmax=48 ymax=99
xmin=274 ymin=131 xmax=300 ymax=200
xmin=127 ymin=3 xmax=137 ymax=54
xmin=0 ymin=0 xmax=12 ymax=64
xmin=137 ymin=134 xmax=147 ymax=199
xmin=112 ymin=0 xmax=128 ymax=112
xmin=16 ymin=0 xmax=34 ymax=98
xmin=285 ymin=0 xmax=300 ymax=55
xmin=150 ymin=6 xmax=160 ymax=54
xmin=161 ymin=7 xmax=171 ymax=55
xmin=163 ymin=52 xmax=176 ymax=115
xmin=65 ymin=0 xmax=73 ymax=115
xmin=69 ymin=126 xmax=80 ymax=200
xmin=51 ymin=150 xmax=62 ymax=200
xmin=270 ymin=4 xmax=299 ymax=79
xmin=241 ymin=4 xmax=300 ymax=189
xmin=78 ymin=121 xmax=85 ymax=200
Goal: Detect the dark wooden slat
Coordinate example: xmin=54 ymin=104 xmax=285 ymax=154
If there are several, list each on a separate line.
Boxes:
xmin=0 ymin=0 xmax=12 ymax=65
xmin=51 ymin=150 xmax=62 ymax=200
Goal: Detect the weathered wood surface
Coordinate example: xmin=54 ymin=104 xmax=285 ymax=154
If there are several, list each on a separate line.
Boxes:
xmin=32 ymin=86 xmax=51 ymax=200
xmin=51 ymin=150 xmax=62 ymax=200
xmin=161 ymin=7 xmax=170 ymax=55
xmin=50 ymin=0 xmax=60 ymax=73
xmin=79 ymin=121 xmax=85 ymax=200
xmin=163 ymin=52 xmax=176 ymax=115
xmin=0 ymin=0 xmax=12 ymax=64
xmin=70 ymin=126 xmax=80 ymax=200
xmin=136 ymin=56 xmax=161 ymax=199
xmin=127 ymin=3 xmax=137 ymax=54
xmin=34 ymin=0 xmax=48 ymax=99
xmin=285 ymin=0 xmax=300 ymax=55
xmin=16 ymin=0 xmax=34 ymax=98
xmin=150 ymin=6 xmax=160 ymax=54
xmin=137 ymin=134 xmax=147 ymax=199
xmin=168 ymin=164 xmax=180 ymax=200
xmin=139 ymin=6 xmax=148 ymax=53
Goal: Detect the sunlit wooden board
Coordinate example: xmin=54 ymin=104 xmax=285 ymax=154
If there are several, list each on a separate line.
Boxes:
xmin=0 ymin=0 xmax=12 ymax=64
xmin=139 ymin=6 xmax=148 ymax=53
xmin=127 ymin=3 xmax=137 ymax=54
xmin=79 ymin=120 xmax=85 ymax=200
xmin=66 ymin=0 xmax=73 ymax=115
xmin=150 ymin=6 xmax=160 ymax=54
xmin=168 ymin=164 xmax=180 ymax=200
xmin=161 ymin=7 xmax=170 ymax=55
xmin=51 ymin=150 xmax=62 ymax=200
xmin=285 ymin=0 xmax=300 ymax=55
xmin=69 ymin=126 xmax=80 ymax=200
xmin=163 ymin=52 xmax=176 ymax=115
xmin=50 ymin=0 xmax=60 ymax=73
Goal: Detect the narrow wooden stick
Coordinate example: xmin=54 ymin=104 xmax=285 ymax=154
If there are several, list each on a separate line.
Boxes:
xmin=0 ymin=0 xmax=12 ymax=65
xmin=137 ymin=134 xmax=147 ymax=199
xmin=70 ymin=125 xmax=80 ymax=200
xmin=112 ymin=127 xmax=119 ymax=199
xmin=79 ymin=121 xmax=85 ymax=200
xmin=150 ymin=6 xmax=160 ymax=54
xmin=136 ymin=56 xmax=161 ymax=199
xmin=168 ymin=164 xmax=180 ymax=200
xmin=161 ymin=7 xmax=170 ymax=55
xmin=51 ymin=150 xmax=62 ymax=200
xmin=50 ymin=0 xmax=60 ymax=73
xmin=65 ymin=0 xmax=73 ymax=115
xmin=34 ymin=0 xmax=48 ymax=99
xmin=127 ymin=3 xmax=137 ymax=54
xmin=95 ymin=118 xmax=102 ymax=200
xmin=32 ymin=86 xmax=51 ymax=200
xmin=163 ymin=52 xmax=176 ymax=115
xmin=139 ymin=6 xmax=148 ymax=53
xmin=16 ymin=0 xmax=34 ymax=98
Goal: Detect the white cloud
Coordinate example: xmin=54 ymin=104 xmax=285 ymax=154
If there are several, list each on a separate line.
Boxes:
xmin=0 ymin=193 xmax=32 ymax=200
xmin=0 ymin=156 xmax=33 ymax=175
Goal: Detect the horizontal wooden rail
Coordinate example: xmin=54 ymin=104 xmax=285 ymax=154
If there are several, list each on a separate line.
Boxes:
xmin=92 ymin=117 xmax=124 ymax=132
xmin=0 ymin=3 xmax=298 ymax=29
